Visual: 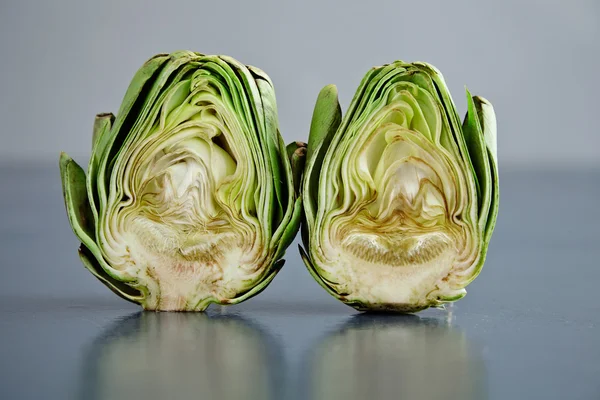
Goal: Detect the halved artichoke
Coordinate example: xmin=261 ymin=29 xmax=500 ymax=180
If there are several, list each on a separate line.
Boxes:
xmin=300 ymin=61 xmax=498 ymax=312
xmin=60 ymin=51 xmax=303 ymax=311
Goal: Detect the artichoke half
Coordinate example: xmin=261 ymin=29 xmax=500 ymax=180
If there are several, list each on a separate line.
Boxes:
xmin=60 ymin=51 xmax=303 ymax=311
xmin=300 ymin=61 xmax=498 ymax=312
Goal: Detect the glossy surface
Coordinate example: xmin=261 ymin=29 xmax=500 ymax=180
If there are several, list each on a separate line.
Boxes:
xmin=0 ymin=165 xmax=599 ymax=400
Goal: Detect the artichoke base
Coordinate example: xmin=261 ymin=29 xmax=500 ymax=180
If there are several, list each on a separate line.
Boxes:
xmin=122 ymin=239 xmax=259 ymax=312
xmin=321 ymin=246 xmax=466 ymax=312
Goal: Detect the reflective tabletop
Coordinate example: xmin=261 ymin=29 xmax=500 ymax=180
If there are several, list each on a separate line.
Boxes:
xmin=1 ymin=165 xmax=598 ymax=400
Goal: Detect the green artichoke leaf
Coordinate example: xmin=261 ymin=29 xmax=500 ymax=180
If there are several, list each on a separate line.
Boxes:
xmin=301 ymin=61 xmax=499 ymax=312
xmin=87 ymin=112 xmax=114 ymax=224
xmin=271 ymin=141 xmax=307 ymax=261
xmin=304 ymin=84 xmax=342 ymax=222
xmin=60 ymin=152 xmax=136 ymax=284
xmin=78 ymin=245 xmax=143 ymax=304
xmin=473 ymin=96 xmax=500 ymax=242
xmin=286 ymin=141 xmax=307 ymax=197
xmin=462 ymin=88 xmax=492 ymax=230
xmin=60 ymin=51 xmax=300 ymax=311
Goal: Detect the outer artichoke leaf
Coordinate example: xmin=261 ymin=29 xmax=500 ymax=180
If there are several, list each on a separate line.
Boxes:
xmin=60 ymin=152 xmax=135 ymax=284
xmin=298 ymin=245 xmax=341 ymax=299
xmin=78 ymin=245 xmax=143 ymax=304
xmin=60 ymin=152 xmax=96 ymax=243
xmin=222 ymin=258 xmax=286 ymax=306
xmin=461 ymin=147 xmax=499 ymax=287
xmin=462 ymin=88 xmax=492 ymax=229
xmin=286 ymin=141 xmax=307 ymax=196
xmin=474 ymin=96 xmax=498 ymax=162
xmin=306 ymin=84 xmax=342 ymax=162
xmin=275 ymin=196 xmax=303 ymax=260
xmin=272 ymin=141 xmax=307 ymax=259
xmin=60 ymin=152 xmax=135 ymax=282
xmin=92 ymin=113 xmax=115 ymax=153
xmin=473 ymin=95 xmax=499 ymax=241
xmin=485 ymin=147 xmax=500 ymax=243
xmin=286 ymin=140 xmax=304 ymax=160
xmin=88 ymin=113 xmax=114 ymax=222
xmin=304 ymin=85 xmax=342 ymax=221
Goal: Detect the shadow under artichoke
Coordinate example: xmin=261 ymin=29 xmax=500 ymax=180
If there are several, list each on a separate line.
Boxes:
xmin=79 ymin=311 xmax=284 ymax=400
xmin=303 ymin=313 xmax=487 ymax=400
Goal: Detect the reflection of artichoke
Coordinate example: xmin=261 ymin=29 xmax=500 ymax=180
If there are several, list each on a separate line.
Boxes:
xmin=80 ymin=312 xmax=284 ymax=400
xmin=60 ymin=51 xmax=303 ymax=311
xmin=308 ymin=315 xmax=486 ymax=400
xmin=300 ymin=61 xmax=499 ymax=312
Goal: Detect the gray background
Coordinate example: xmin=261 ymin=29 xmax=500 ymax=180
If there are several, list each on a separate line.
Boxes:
xmin=1 ymin=1 xmax=599 ymax=399
xmin=1 ymin=0 xmax=599 ymax=166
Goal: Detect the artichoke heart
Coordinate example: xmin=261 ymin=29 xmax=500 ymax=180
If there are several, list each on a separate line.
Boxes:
xmin=60 ymin=51 xmax=303 ymax=311
xmin=300 ymin=61 xmax=499 ymax=312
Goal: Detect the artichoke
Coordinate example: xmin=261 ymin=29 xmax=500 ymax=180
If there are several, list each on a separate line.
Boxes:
xmin=300 ymin=61 xmax=498 ymax=312
xmin=60 ymin=51 xmax=302 ymax=311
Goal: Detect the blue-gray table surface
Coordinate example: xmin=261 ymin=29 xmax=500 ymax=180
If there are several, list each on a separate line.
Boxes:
xmin=0 ymin=165 xmax=598 ymax=400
